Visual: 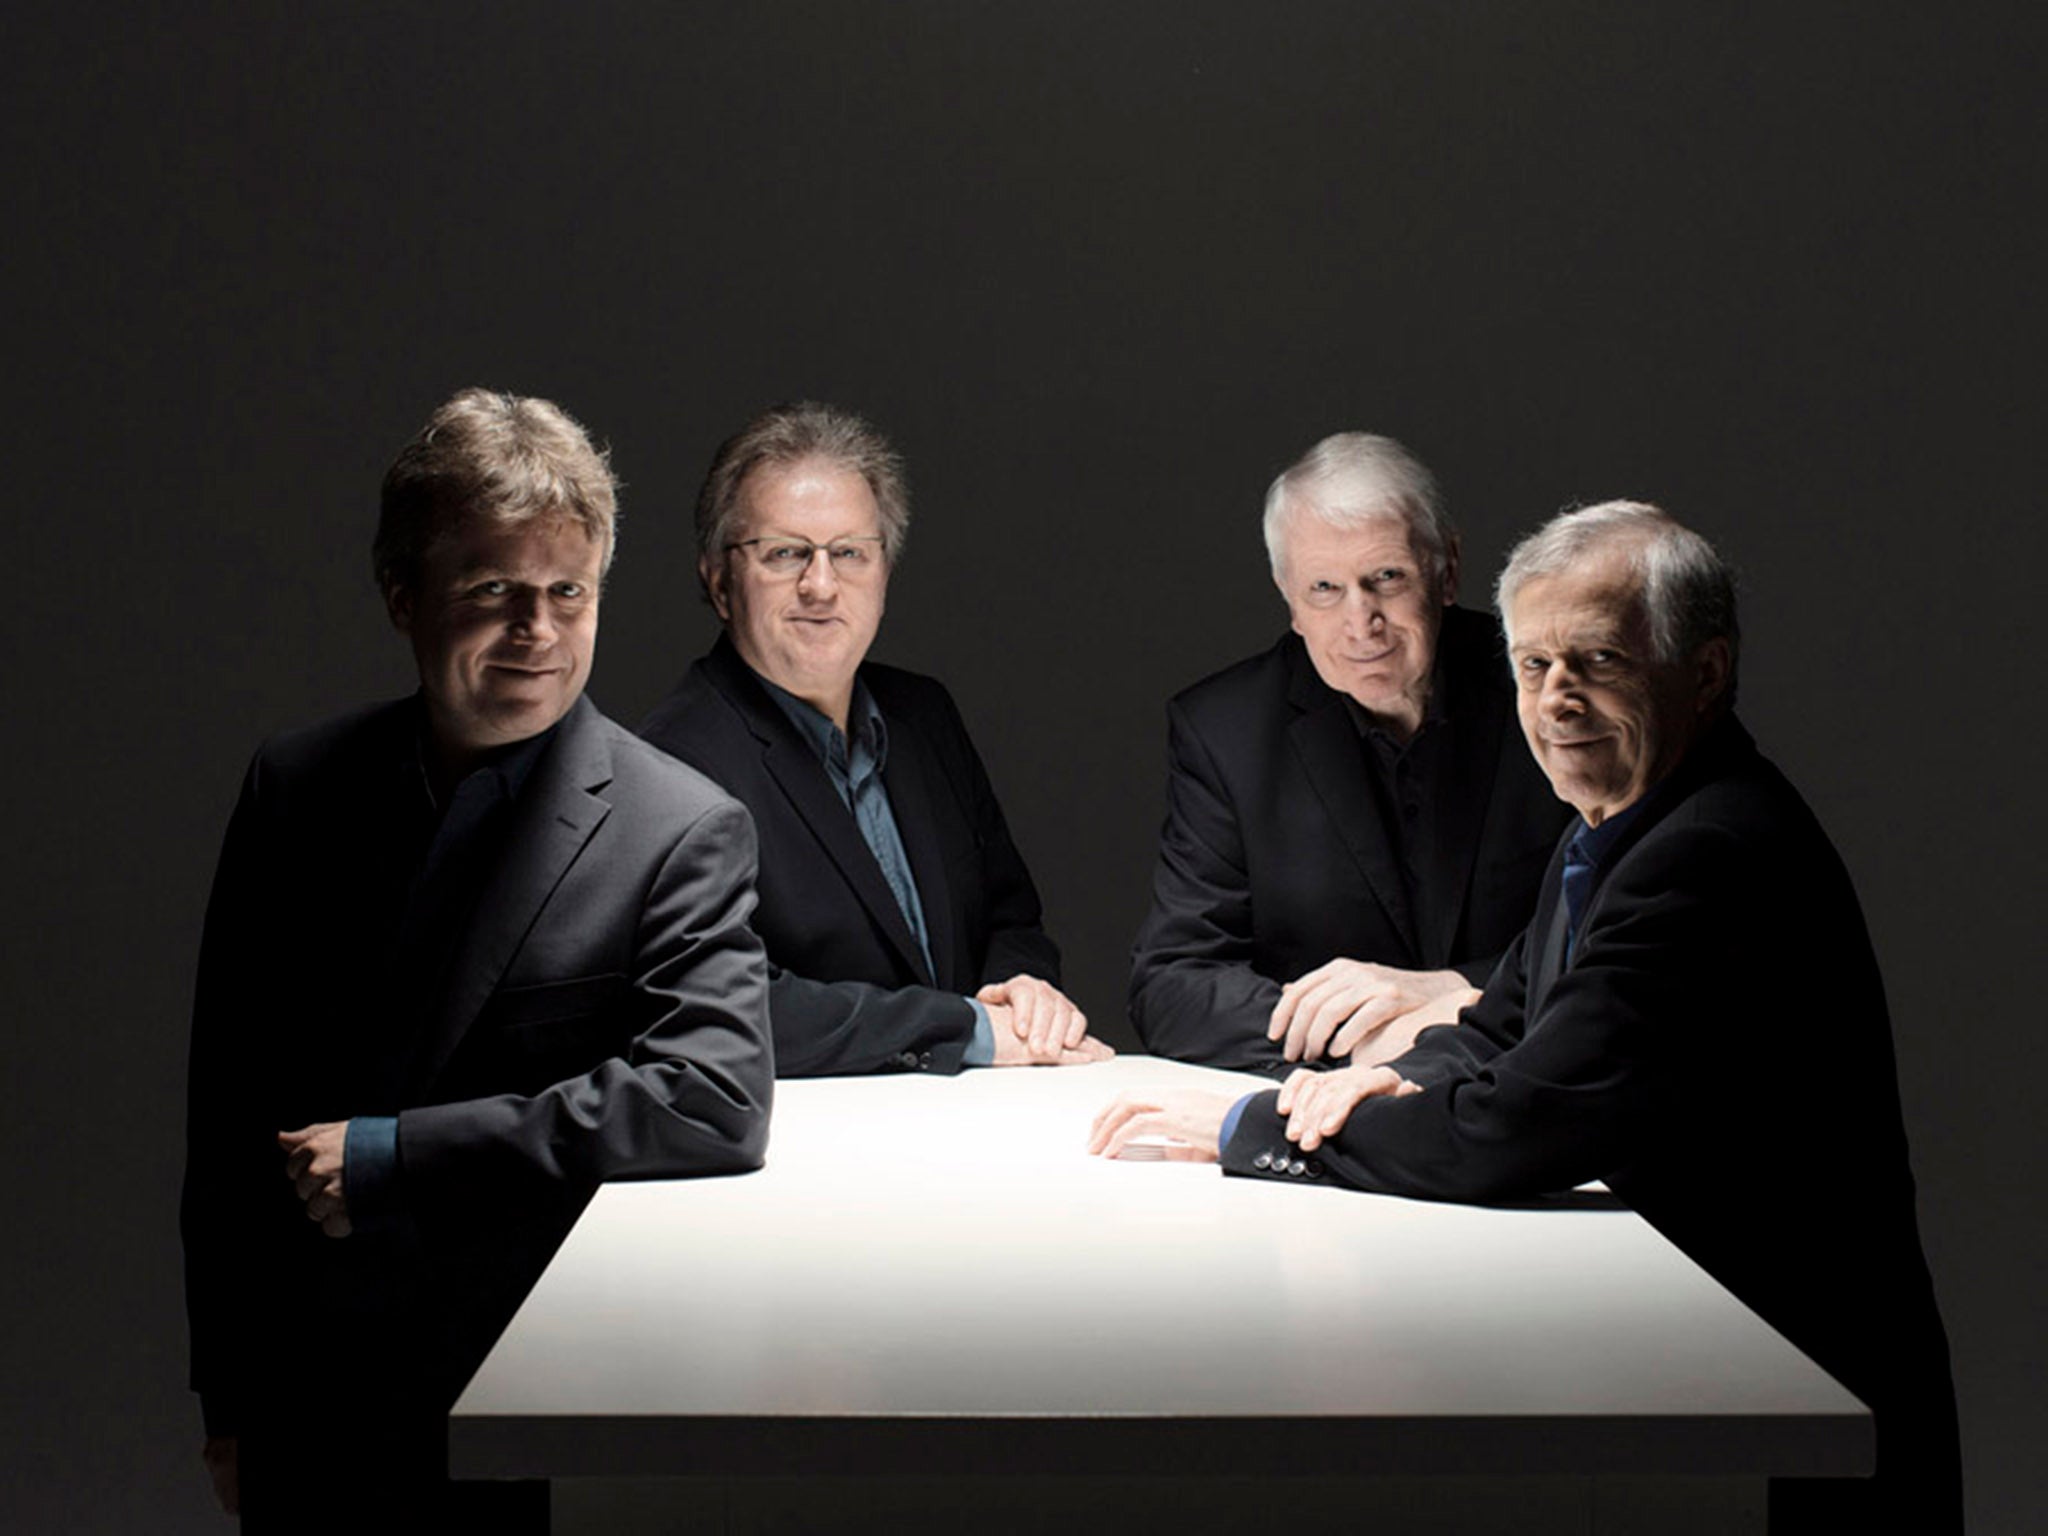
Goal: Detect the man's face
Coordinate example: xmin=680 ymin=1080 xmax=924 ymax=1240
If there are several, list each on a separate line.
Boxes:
xmin=1279 ymin=510 xmax=1455 ymax=734
xmin=387 ymin=515 xmax=604 ymax=761
xmin=1507 ymin=549 xmax=1725 ymax=826
xmin=704 ymin=457 xmax=889 ymax=707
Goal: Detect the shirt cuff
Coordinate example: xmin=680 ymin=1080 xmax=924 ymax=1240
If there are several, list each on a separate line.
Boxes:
xmin=342 ymin=1115 xmax=401 ymax=1233
xmin=1219 ymin=1092 xmax=1258 ymax=1154
xmin=961 ymin=998 xmax=995 ymax=1067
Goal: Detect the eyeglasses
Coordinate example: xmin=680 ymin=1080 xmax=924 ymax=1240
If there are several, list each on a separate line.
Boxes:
xmin=726 ymin=536 xmax=887 ymax=580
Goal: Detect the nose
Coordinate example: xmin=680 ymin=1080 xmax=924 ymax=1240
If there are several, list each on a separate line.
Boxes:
xmin=1342 ymin=585 xmax=1386 ymax=632
xmin=1540 ymin=660 xmax=1583 ymax=718
xmin=795 ymin=546 xmax=839 ymax=599
xmin=507 ymin=590 xmax=557 ymax=645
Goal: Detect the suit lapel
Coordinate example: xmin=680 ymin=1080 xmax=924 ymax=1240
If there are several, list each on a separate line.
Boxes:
xmin=1284 ymin=645 xmax=1421 ymax=959
xmin=878 ymin=707 xmax=955 ymax=989
xmin=709 ymin=640 xmax=934 ymax=985
xmin=402 ymin=696 xmax=614 ymax=1098
xmin=1526 ymin=865 xmax=1571 ymax=1019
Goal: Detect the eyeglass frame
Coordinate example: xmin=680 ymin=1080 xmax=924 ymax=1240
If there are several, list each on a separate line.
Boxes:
xmin=723 ymin=534 xmax=889 ymax=580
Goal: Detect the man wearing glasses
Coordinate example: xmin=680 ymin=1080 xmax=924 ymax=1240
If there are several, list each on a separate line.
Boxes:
xmin=643 ymin=402 xmax=1111 ymax=1076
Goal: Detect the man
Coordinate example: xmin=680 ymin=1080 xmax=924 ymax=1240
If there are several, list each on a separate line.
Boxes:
xmin=182 ymin=389 xmax=774 ymax=1529
xmin=1092 ymin=503 xmax=1960 ymax=1528
xmin=1128 ymin=432 xmax=1569 ymax=1075
xmin=642 ymin=401 xmax=1110 ymax=1076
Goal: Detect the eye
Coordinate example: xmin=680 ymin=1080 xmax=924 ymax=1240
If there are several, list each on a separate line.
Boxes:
xmin=552 ymin=581 xmax=587 ymax=600
xmin=471 ymin=579 xmax=511 ymax=598
xmin=763 ymin=543 xmax=812 ymax=569
xmin=827 ymin=542 xmax=870 ymax=565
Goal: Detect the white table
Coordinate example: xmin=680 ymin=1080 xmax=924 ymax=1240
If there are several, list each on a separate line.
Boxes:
xmin=451 ymin=1057 xmax=1867 ymax=1534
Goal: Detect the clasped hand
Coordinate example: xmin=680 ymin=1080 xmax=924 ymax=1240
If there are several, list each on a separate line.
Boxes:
xmin=976 ymin=974 xmax=1115 ymax=1065
xmin=1267 ymin=958 xmax=1475 ymax=1064
xmin=278 ymin=1121 xmax=352 ymax=1237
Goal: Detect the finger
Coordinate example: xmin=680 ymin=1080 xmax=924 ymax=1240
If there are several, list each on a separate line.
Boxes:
xmin=1059 ymin=995 xmax=1088 ymax=1049
xmin=1088 ymin=1096 xmax=1146 ymax=1153
xmin=1299 ymin=985 xmax=1361 ymax=1061
xmin=321 ymin=1211 xmax=353 ymax=1239
xmin=1266 ymin=982 xmax=1299 ymax=1043
xmin=1279 ymin=978 xmax=1328 ymax=1059
xmin=974 ymin=980 xmax=1008 ymax=1006
xmin=1285 ymin=1078 xmax=1323 ymax=1143
xmin=1396 ymin=1078 xmax=1423 ymax=1096
xmin=1006 ymin=980 xmax=1044 ymax=1052
xmin=1101 ymin=1111 xmax=1164 ymax=1159
xmin=1329 ymin=994 xmax=1403 ymax=1060
xmin=1276 ymin=1067 xmax=1317 ymax=1114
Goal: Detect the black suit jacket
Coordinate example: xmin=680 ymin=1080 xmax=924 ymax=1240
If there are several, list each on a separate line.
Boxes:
xmin=181 ymin=695 xmax=774 ymax=1429
xmin=1130 ymin=608 xmax=1571 ymax=1074
xmin=1225 ymin=718 xmax=1960 ymax=1525
xmin=640 ymin=636 xmax=1060 ymax=1076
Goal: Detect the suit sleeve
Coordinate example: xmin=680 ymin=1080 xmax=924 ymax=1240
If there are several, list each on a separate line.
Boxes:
xmin=767 ymin=969 xmax=979 ymax=1077
xmin=941 ymin=686 xmax=1061 ymax=991
xmin=180 ymin=752 xmax=280 ymax=1437
xmin=1224 ymin=824 xmax=1728 ymax=1202
xmin=1128 ymin=699 xmax=1293 ymax=1075
xmin=397 ymin=798 xmax=773 ymax=1219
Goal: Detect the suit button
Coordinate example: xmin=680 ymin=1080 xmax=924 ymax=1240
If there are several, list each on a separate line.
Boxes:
xmin=1287 ymin=1160 xmax=1307 ymax=1177
xmin=1306 ymin=1161 xmax=1324 ymax=1179
xmin=919 ymin=1051 xmax=933 ymax=1069
xmin=895 ymin=1051 xmax=916 ymax=1069
xmin=1253 ymin=1152 xmax=1272 ymax=1170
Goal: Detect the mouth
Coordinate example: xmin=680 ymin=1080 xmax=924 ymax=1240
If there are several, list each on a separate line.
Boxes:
xmin=1344 ymin=645 xmax=1398 ymax=665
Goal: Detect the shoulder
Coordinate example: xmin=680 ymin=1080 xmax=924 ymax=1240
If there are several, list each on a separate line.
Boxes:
xmin=1612 ymin=725 xmax=1844 ymax=897
xmin=254 ymin=696 xmax=408 ymax=771
xmin=859 ymin=658 xmax=960 ymax=725
xmin=639 ymin=655 xmax=761 ymax=770
xmin=1167 ymin=633 xmax=1298 ymax=730
xmin=586 ymin=703 xmax=753 ymax=834
xmin=241 ymin=697 xmax=413 ymax=809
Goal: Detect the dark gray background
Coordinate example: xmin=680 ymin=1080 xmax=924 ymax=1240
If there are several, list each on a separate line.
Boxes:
xmin=5 ymin=3 xmax=2042 ymax=1531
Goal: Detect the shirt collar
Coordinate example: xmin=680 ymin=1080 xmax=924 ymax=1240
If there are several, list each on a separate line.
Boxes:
xmin=759 ymin=673 xmax=888 ymax=777
xmin=1566 ymin=792 xmax=1648 ymax=871
xmin=408 ymin=695 xmax=558 ymax=815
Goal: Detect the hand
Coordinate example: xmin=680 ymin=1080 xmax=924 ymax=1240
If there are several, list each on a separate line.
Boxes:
xmin=1345 ymin=985 xmax=1481 ymax=1069
xmin=201 ymin=1435 xmax=239 ymax=1515
xmin=1086 ymin=1088 xmax=1232 ymax=1161
xmin=1275 ymin=1064 xmax=1421 ymax=1152
xmin=1267 ymin=959 xmax=1471 ymax=1064
xmin=278 ymin=1121 xmax=353 ymax=1237
xmin=979 ymin=977 xmax=1115 ymax=1066
xmin=977 ymin=973 xmax=1088 ymax=1054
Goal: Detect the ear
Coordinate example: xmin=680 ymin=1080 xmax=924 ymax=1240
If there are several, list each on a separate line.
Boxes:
xmin=1438 ymin=534 xmax=1462 ymax=606
xmin=384 ymin=582 xmax=413 ymax=635
xmin=1692 ymin=636 xmax=1732 ymax=712
xmin=701 ymin=553 xmax=732 ymax=622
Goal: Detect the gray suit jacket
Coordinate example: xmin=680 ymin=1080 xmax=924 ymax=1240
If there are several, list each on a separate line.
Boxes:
xmin=182 ymin=694 xmax=774 ymax=1428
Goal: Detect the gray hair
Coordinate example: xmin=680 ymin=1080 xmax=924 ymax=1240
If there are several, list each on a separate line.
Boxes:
xmin=694 ymin=401 xmax=909 ymax=598
xmin=375 ymin=387 xmax=617 ymax=593
xmin=1496 ymin=500 xmax=1740 ymax=699
xmin=1262 ymin=432 xmax=1454 ymax=583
